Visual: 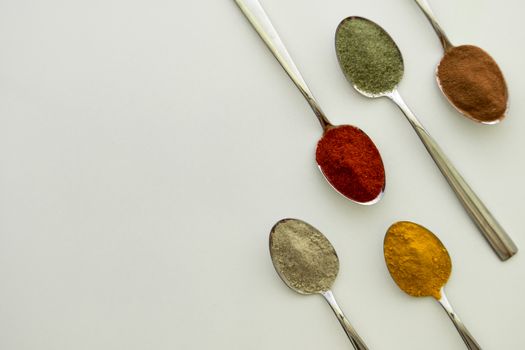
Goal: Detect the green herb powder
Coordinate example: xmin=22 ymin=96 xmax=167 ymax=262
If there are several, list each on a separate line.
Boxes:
xmin=336 ymin=17 xmax=404 ymax=95
xmin=270 ymin=219 xmax=339 ymax=294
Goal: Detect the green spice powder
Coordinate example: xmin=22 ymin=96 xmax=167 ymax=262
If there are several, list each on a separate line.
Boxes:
xmin=336 ymin=17 xmax=404 ymax=95
xmin=270 ymin=219 xmax=339 ymax=294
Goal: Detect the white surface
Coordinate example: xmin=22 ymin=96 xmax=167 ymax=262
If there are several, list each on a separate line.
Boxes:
xmin=0 ymin=0 xmax=523 ymax=349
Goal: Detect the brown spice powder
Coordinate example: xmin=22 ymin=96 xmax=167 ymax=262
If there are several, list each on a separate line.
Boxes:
xmin=437 ymin=45 xmax=508 ymax=123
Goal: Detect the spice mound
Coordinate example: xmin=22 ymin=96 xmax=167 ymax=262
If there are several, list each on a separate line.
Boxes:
xmin=316 ymin=125 xmax=385 ymax=203
xmin=437 ymin=45 xmax=508 ymax=123
xmin=384 ymin=221 xmax=451 ymax=300
xmin=270 ymin=219 xmax=339 ymax=294
xmin=336 ymin=17 xmax=404 ymax=95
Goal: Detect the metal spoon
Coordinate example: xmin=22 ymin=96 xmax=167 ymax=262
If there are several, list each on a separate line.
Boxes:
xmin=234 ymin=0 xmax=385 ymax=205
xmin=335 ymin=16 xmax=517 ymax=261
xmin=384 ymin=221 xmax=482 ymax=350
xmin=270 ymin=218 xmax=369 ymax=350
xmin=414 ymin=0 xmax=508 ymax=124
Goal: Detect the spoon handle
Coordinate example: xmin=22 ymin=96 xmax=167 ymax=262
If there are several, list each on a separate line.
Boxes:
xmin=389 ymin=90 xmax=518 ymax=261
xmin=413 ymin=0 xmax=454 ymax=51
xmin=233 ymin=0 xmax=331 ymax=130
xmin=322 ymin=290 xmax=369 ymax=350
xmin=438 ymin=289 xmax=482 ymax=350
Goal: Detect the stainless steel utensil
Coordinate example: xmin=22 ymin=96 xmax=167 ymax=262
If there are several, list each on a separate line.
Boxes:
xmin=384 ymin=221 xmax=482 ymax=350
xmin=335 ymin=16 xmax=517 ymax=261
xmin=270 ymin=218 xmax=369 ymax=350
xmin=414 ymin=0 xmax=509 ymax=124
xmin=234 ymin=0 xmax=385 ymax=205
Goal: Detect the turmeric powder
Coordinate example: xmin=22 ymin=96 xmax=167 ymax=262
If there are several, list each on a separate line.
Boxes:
xmin=383 ymin=221 xmax=451 ymax=300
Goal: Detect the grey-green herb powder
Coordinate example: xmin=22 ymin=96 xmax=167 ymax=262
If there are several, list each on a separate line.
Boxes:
xmin=336 ymin=17 xmax=404 ymax=95
xmin=270 ymin=219 xmax=339 ymax=294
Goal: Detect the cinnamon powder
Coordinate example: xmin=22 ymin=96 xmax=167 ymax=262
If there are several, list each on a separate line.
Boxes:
xmin=437 ymin=45 xmax=508 ymax=123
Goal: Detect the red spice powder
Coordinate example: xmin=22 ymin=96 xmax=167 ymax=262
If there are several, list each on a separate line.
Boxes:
xmin=316 ymin=125 xmax=385 ymax=203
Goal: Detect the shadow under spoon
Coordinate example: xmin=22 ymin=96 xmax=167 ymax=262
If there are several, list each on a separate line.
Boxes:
xmin=234 ymin=0 xmax=385 ymax=205
xmin=335 ymin=16 xmax=517 ymax=261
xmin=414 ymin=0 xmax=508 ymax=124
xmin=270 ymin=218 xmax=369 ymax=350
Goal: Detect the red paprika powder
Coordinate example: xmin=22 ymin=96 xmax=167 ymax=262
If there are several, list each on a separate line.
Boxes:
xmin=316 ymin=125 xmax=385 ymax=203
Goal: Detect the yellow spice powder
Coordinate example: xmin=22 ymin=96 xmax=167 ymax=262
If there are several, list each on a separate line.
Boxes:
xmin=384 ymin=221 xmax=451 ymax=300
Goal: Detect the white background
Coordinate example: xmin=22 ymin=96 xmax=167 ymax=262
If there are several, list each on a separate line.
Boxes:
xmin=0 ymin=0 xmax=523 ymax=349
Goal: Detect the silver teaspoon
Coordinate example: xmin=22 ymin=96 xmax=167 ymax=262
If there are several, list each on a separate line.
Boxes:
xmin=234 ymin=0 xmax=385 ymax=205
xmin=414 ymin=0 xmax=508 ymax=124
xmin=270 ymin=218 xmax=369 ymax=350
xmin=384 ymin=221 xmax=482 ymax=350
xmin=335 ymin=17 xmax=517 ymax=261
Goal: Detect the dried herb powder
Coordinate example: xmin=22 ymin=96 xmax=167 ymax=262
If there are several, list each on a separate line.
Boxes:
xmin=270 ymin=219 xmax=339 ymax=294
xmin=384 ymin=221 xmax=451 ymax=300
xmin=336 ymin=17 xmax=404 ymax=95
xmin=437 ymin=45 xmax=508 ymax=123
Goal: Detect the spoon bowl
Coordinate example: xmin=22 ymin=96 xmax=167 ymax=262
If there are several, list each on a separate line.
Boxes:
xmin=335 ymin=16 xmax=404 ymax=98
xmin=270 ymin=218 xmax=339 ymax=295
xmin=316 ymin=124 xmax=385 ymax=205
xmin=436 ymin=44 xmax=508 ymax=124
xmin=269 ymin=218 xmax=369 ymax=350
xmin=384 ymin=221 xmax=451 ymax=299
